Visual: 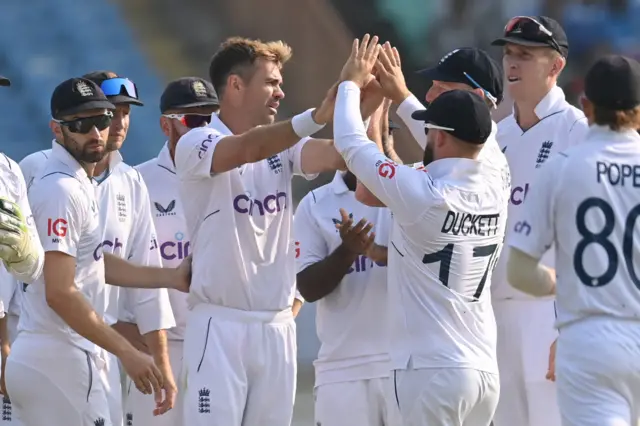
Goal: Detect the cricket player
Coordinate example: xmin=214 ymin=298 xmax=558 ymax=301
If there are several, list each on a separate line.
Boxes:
xmin=490 ymin=16 xmax=588 ymax=426
xmin=19 ymin=71 xmax=177 ymax=425
xmin=294 ymin=102 xmax=392 ymax=426
xmin=131 ymin=76 xmax=220 ymax=426
xmin=174 ymin=37 xmax=349 ymax=426
xmin=506 ymin=54 xmax=640 ymax=426
xmin=0 ymin=75 xmax=44 ymax=426
xmin=4 ymin=77 xmax=188 ymax=426
xmin=334 ymin=35 xmax=508 ymax=426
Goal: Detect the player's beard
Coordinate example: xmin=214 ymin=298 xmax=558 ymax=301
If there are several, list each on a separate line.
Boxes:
xmin=61 ymin=130 xmax=107 ymax=164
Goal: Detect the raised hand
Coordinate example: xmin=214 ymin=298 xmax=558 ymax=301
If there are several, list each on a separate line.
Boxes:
xmin=312 ymin=82 xmax=339 ymax=125
xmin=375 ymin=42 xmax=411 ymax=104
xmin=339 ymin=34 xmax=381 ymax=88
xmin=335 ymin=208 xmax=376 ymax=255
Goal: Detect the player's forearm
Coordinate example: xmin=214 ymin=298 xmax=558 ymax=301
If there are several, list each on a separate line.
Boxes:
xmin=355 ymin=181 xmax=387 ymax=207
xmin=104 ymin=253 xmax=178 ymax=290
xmin=143 ymin=329 xmax=170 ymax=367
xmin=47 ymin=287 xmax=136 ymax=357
xmin=292 ymin=298 xmax=303 ymax=317
xmin=0 ymin=316 xmax=8 ymax=348
xmin=297 ymin=244 xmax=358 ymax=302
xmin=381 ymin=135 xmax=403 ymax=164
xmin=240 ymin=110 xmax=324 ymax=165
xmin=506 ymin=247 xmax=556 ymax=296
xmin=300 ymin=139 xmax=346 ymax=174
xmin=112 ymin=321 xmax=149 ymax=353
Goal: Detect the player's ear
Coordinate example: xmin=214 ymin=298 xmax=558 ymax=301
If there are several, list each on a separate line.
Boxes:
xmin=550 ymin=54 xmax=566 ymax=78
xmin=50 ymin=119 xmax=63 ymax=141
xmin=580 ymin=96 xmax=594 ymax=124
xmin=159 ymin=116 xmax=171 ymax=137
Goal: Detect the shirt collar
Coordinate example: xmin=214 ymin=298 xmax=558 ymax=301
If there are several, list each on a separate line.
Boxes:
xmin=330 ymin=171 xmax=350 ymax=194
xmin=209 ymin=114 xmax=234 ymax=135
xmin=585 ymin=124 xmax=640 ymax=143
xmin=512 ymin=85 xmax=567 ymax=119
xmin=50 ymin=140 xmax=91 ymax=182
xmin=157 ymin=142 xmax=175 ymax=172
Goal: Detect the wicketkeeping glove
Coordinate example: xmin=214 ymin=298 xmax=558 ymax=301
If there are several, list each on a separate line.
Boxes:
xmin=0 ymin=198 xmax=39 ymax=276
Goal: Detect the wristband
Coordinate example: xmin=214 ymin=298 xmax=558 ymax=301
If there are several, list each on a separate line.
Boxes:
xmin=291 ymin=108 xmax=325 ymax=138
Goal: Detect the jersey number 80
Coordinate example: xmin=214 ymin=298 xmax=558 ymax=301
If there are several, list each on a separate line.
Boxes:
xmin=574 ymin=197 xmax=640 ymax=288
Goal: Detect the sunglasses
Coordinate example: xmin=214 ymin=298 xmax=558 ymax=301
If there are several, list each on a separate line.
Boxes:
xmin=100 ymin=78 xmax=139 ymax=99
xmin=163 ymin=113 xmax=211 ymax=128
xmin=54 ymin=112 xmax=113 ymax=134
xmin=504 ymin=16 xmax=563 ymax=56
xmin=463 ymin=72 xmax=498 ymax=109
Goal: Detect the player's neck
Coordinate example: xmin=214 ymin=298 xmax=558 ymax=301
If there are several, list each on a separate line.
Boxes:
xmin=218 ymin=107 xmax=253 ymax=135
xmin=343 ymin=171 xmax=357 ymax=191
xmin=513 ymin=86 xmax=553 ymax=131
xmin=93 ymin=152 xmax=111 ymax=177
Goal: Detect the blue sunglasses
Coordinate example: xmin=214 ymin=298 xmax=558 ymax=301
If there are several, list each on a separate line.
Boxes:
xmin=100 ymin=78 xmax=139 ymax=99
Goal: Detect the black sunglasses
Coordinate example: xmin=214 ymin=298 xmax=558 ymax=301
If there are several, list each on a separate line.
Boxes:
xmin=55 ymin=112 xmax=113 ymax=134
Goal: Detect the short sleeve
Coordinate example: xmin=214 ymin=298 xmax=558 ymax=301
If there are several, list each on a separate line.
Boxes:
xmin=508 ymin=155 xmax=565 ymax=259
xmin=286 ymin=137 xmax=319 ymax=180
xmin=175 ymin=127 xmax=227 ymax=180
xmin=29 ymin=179 xmax=86 ymax=257
xmin=294 ymin=194 xmax=329 ymax=272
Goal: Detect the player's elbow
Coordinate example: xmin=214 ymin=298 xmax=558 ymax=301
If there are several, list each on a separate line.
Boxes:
xmin=44 ymin=283 xmax=69 ymax=311
xmin=506 ymin=248 xmax=554 ymax=297
xmin=296 ymin=272 xmax=320 ymax=303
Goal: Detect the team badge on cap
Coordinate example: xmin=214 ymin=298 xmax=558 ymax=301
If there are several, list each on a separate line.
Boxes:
xmin=192 ymin=80 xmax=208 ymax=97
xmin=76 ymin=80 xmax=94 ymax=97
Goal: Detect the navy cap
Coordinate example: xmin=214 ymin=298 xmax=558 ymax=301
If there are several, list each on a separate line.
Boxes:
xmin=160 ymin=77 xmax=219 ymax=113
xmin=585 ymin=55 xmax=640 ymax=110
xmin=83 ymin=70 xmax=144 ymax=106
xmin=492 ymin=16 xmax=569 ymax=58
xmin=0 ymin=76 xmax=9 ymax=87
xmin=411 ymin=90 xmax=492 ymax=144
xmin=418 ymin=48 xmax=503 ymax=105
xmin=50 ymin=78 xmax=115 ymax=119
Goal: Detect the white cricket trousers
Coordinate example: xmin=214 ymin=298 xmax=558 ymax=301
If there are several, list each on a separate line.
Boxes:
xmin=492 ymin=299 xmax=560 ymax=426
xmin=5 ymin=335 xmax=112 ymax=426
xmin=0 ymin=315 xmax=20 ymax=426
xmin=391 ymin=368 xmax=499 ymax=426
xmin=100 ymin=349 xmax=123 ymax=426
xmin=556 ymin=318 xmax=640 ymax=426
xmin=123 ymin=340 xmax=184 ymax=426
xmin=315 ymin=377 xmax=390 ymax=426
xmin=182 ymin=304 xmax=297 ymax=426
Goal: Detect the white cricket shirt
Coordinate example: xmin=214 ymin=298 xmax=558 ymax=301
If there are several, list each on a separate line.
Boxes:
xmin=174 ymin=114 xmax=317 ymax=311
xmin=136 ymin=143 xmax=189 ymax=340
xmin=294 ymin=172 xmax=392 ymax=385
xmin=509 ymin=126 xmax=640 ymax=329
xmin=20 ymin=142 xmax=104 ymax=353
xmin=493 ymin=85 xmax=588 ymax=300
xmin=19 ymin=145 xmax=175 ymax=334
xmin=94 ymin=151 xmax=175 ymax=335
xmin=335 ymin=82 xmax=509 ymax=373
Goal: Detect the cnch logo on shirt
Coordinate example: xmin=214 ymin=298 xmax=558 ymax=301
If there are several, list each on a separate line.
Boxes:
xmin=233 ymin=191 xmax=287 ymax=216
xmin=47 ymin=218 xmax=68 ymax=241
xmin=159 ymin=231 xmax=190 ymax=260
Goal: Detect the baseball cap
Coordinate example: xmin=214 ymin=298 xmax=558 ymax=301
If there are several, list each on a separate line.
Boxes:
xmin=585 ymin=55 xmax=640 ymax=110
xmin=160 ymin=77 xmax=219 ymax=113
xmin=418 ymin=48 xmax=503 ymax=105
xmin=82 ymin=70 xmax=144 ymax=106
xmin=492 ymin=16 xmax=569 ymax=58
xmin=50 ymin=77 xmax=115 ymax=119
xmin=0 ymin=76 xmax=10 ymax=87
xmin=410 ymin=90 xmax=492 ymax=144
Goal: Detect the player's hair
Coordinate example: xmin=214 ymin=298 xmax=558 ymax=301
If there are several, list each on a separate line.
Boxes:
xmin=593 ymin=104 xmax=640 ymax=131
xmin=208 ymin=37 xmax=292 ymax=98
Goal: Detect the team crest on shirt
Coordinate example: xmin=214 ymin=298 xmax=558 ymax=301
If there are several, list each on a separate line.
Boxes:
xmin=198 ymin=388 xmax=211 ymax=413
xmin=94 ymin=418 xmax=105 ymax=426
xmin=266 ymin=155 xmax=283 ymax=174
xmin=154 ymin=200 xmax=176 ymax=217
xmin=2 ymin=396 xmax=11 ymax=421
xmin=535 ymin=141 xmax=554 ymax=168
xmin=116 ymin=193 xmax=127 ymax=222
xmin=125 ymin=412 xmax=133 ymax=426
